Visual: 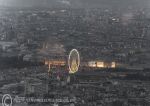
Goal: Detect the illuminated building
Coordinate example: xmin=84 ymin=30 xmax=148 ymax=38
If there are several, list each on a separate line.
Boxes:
xmin=44 ymin=60 xmax=66 ymax=75
xmin=97 ymin=62 xmax=105 ymax=68
xmin=88 ymin=61 xmax=116 ymax=68
xmin=111 ymin=62 xmax=116 ymax=68
xmin=88 ymin=61 xmax=105 ymax=68
xmin=45 ymin=60 xmax=66 ymax=66
xmin=88 ymin=61 xmax=97 ymax=67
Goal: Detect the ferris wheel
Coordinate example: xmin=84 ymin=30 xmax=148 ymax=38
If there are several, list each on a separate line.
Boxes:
xmin=68 ymin=49 xmax=80 ymax=74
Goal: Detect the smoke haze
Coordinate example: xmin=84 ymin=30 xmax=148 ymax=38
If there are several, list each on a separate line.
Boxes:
xmin=0 ymin=0 xmax=149 ymax=8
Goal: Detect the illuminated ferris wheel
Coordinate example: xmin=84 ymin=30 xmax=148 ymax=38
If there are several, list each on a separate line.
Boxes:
xmin=68 ymin=49 xmax=80 ymax=74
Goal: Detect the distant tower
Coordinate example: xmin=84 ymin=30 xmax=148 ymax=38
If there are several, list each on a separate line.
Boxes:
xmin=48 ymin=63 xmax=51 ymax=75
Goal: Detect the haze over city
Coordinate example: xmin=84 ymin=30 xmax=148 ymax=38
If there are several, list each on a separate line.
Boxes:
xmin=0 ymin=0 xmax=149 ymax=8
xmin=0 ymin=0 xmax=150 ymax=106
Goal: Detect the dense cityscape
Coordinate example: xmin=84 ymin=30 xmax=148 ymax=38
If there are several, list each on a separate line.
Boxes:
xmin=0 ymin=0 xmax=150 ymax=106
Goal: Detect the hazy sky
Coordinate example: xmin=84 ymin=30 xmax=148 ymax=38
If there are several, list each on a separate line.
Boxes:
xmin=0 ymin=0 xmax=149 ymax=8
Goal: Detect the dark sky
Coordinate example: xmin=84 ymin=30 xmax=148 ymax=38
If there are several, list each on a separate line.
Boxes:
xmin=0 ymin=0 xmax=149 ymax=8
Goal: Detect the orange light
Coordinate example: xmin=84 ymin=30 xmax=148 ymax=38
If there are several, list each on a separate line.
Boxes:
xmin=45 ymin=60 xmax=65 ymax=66
xmin=97 ymin=62 xmax=104 ymax=68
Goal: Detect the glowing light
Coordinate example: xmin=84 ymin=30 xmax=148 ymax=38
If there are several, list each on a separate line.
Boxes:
xmin=111 ymin=62 xmax=116 ymax=68
xmin=88 ymin=61 xmax=116 ymax=68
xmin=88 ymin=61 xmax=96 ymax=67
xmin=48 ymin=64 xmax=51 ymax=73
xmin=45 ymin=60 xmax=65 ymax=66
xmin=97 ymin=62 xmax=104 ymax=68
xmin=68 ymin=49 xmax=80 ymax=74
xmin=45 ymin=61 xmax=49 ymax=65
